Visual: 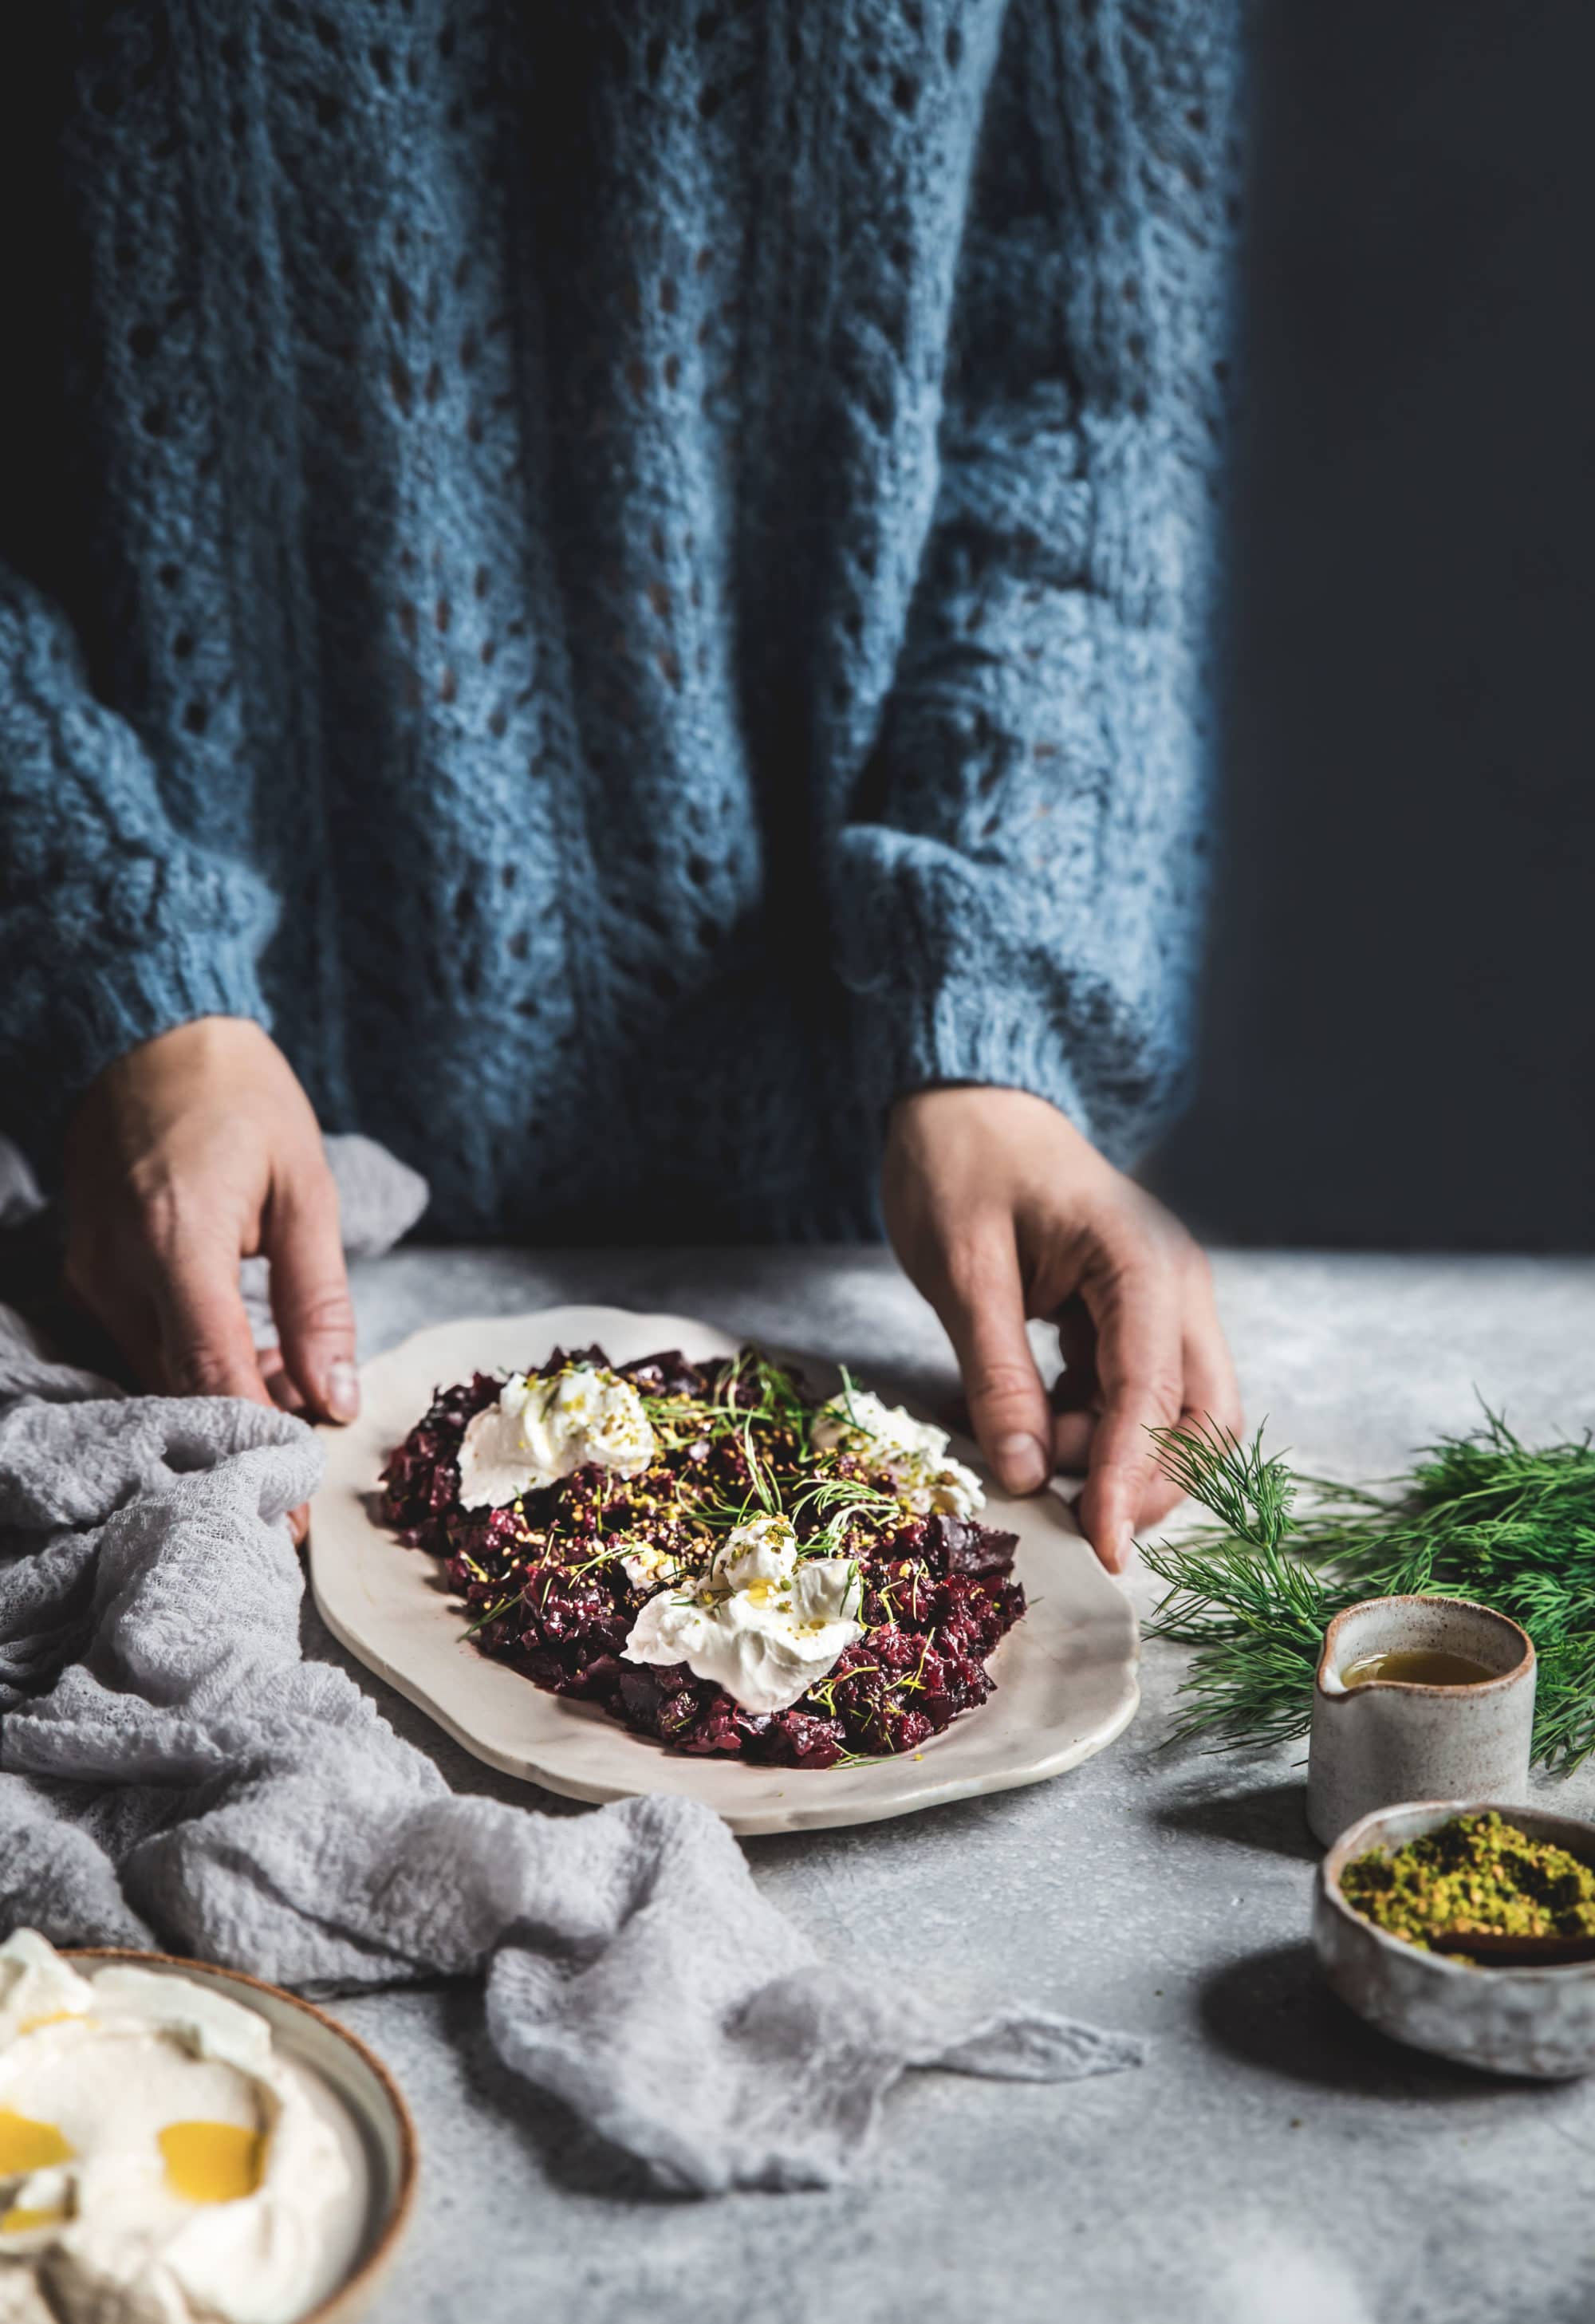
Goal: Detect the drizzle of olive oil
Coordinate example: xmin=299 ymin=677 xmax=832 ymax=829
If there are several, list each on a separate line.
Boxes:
xmin=0 ymin=2108 xmax=73 ymax=2174
xmin=1339 ymin=1648 xmax=1497 ymax=1689
xmin=158 ymin=2120 xmax=265 ymax=2205
xmin=0 ymin=2204 xmax=69 ymax=2234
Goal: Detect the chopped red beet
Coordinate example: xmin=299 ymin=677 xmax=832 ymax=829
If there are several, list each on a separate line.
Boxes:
xmin=379 ymin=1346 xmax=1026 ymax=1767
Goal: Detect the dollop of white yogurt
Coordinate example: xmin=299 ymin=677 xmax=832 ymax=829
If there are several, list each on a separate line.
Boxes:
xmin=456 ymin=1364 xmax=656 ymax=1510
xmin=0 ymin=1929 xmax=351 ymax=2324
xmin=811 ymin=1388 xmax=985 ymax=1518
xmin=622 ymin=1514 xmax=865 ymax=1715
xmin=620 ymin=1543 xmax=682 ymax=1590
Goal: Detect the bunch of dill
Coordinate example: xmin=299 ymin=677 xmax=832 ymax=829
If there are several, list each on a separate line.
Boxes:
xmin=1141 ymin=1411 xmax=1595 ymax=1773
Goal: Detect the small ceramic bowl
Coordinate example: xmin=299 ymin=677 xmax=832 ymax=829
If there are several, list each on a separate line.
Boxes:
xmin=1306 ymin=1595 xmax=1535 ymax=1845
xmin=66 ymin=1948 xmax=417 ymax=2322
xmin=1313 ymin=1800 xmax=1595 ymax=2078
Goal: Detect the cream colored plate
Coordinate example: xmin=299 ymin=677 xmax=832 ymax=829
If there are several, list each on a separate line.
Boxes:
xmin=308 ymin=1306 xmax=1140 ymax=1836
xmin=65 ymin=1949 xmax=416 ymax=2324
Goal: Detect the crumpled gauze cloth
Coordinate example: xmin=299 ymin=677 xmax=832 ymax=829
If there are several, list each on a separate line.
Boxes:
xmin=0 ymin=1136 xmax=1141 ymax=2193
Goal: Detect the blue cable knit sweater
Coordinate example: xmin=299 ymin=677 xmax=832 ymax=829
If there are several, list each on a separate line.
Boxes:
xmin=0 ymin=1 xmax=1238 ymax=1242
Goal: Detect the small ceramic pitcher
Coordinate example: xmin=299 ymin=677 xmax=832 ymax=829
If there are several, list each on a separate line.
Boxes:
xmin=1306 ymin=1595 xmax=1535 ymax=1846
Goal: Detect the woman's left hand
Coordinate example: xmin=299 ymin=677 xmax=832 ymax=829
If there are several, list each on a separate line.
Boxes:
xmin=880 ymin=1085 xmax=1242 ymax=1574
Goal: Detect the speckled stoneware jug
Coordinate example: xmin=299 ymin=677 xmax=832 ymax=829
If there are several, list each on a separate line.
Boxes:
xmin=1306 ymin=1596 xmax=1535 ymax=1846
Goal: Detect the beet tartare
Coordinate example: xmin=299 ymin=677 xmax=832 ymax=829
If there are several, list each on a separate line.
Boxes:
xmin=378 ymin=1345 xmax=1027 ymax=1769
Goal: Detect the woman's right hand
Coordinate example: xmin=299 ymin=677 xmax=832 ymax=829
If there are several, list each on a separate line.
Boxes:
xmin=62 ymin=1017 xmax=358 ymax=1474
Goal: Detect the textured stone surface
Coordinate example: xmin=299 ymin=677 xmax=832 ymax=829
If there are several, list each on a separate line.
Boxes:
xmin=321 ymin=1247 xmax=1595 ymax=2324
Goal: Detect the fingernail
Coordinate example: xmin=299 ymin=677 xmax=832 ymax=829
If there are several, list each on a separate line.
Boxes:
xmin=327 ymin=1357 xmax=360 ymax=1423
xmin=1109 ymin=1524 xmax=1136 ymax=1574
xmin=994 ymin=1433 xmax=1049 ymax=1495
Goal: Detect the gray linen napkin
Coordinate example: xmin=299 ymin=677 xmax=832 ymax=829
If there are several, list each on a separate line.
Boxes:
xmin=0 ymin=1137 xmax=1141 ymax=2194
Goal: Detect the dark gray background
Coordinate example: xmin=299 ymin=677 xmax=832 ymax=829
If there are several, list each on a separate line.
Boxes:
xmin=1151 ymin=1 xmax=1595 ymax=1251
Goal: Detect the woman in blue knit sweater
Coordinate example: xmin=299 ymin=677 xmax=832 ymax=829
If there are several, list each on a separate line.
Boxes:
xmin=1 ymin=1 xmax=1240 ymax=1569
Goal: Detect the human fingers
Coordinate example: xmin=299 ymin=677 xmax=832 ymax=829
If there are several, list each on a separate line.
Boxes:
xmin=933 ymin=1222 xmax=1055 ymax=1496
xmin=151 ymin=1231 xmax=275 ymax=1406
xmin=1132 ymin=1448 xmax=1190 ymax=1533
xmin=261 ymin=1359 xmax=311 ymax=1543
xmin=266 ymin=1162 xmax=359 ymax=1423
xmin=262 ymin=1357 xmax=313 ymax=1534
xmin=1052 ymin=1410 xmax=1097 ymax=1474
xmin=67 ymin=1196 xmax=267 ymax=1407
xmin=259 ymin=1347 xmax=307 ymax=1413
xmin=60 ymin=1256 xmax=162 ymax=1395
xmin=1074 ymin=1241 xmax=1186 ymax=1573
xmin=1178 ymin=1248 xmax=1244 ymax=1448
xmin=1050 ymin=1299 xmax=1101 ymax=1473
xmin=1129 ymin=1251 xmax=1245 ymax=1530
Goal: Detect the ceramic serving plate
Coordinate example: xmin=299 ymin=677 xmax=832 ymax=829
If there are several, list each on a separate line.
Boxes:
xmin=65 ymin=1948 xmax=416 ymax=2322
xmin=308 ymin=1305 xmax=1140 ymax=1836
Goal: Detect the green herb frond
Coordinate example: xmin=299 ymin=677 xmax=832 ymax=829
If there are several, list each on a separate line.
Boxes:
xmin=1144 ymin=1400 xmax=1595 ymax=1774
xmin=462 ymin=1590 xmax=519 ymax=1638
xmin=786 ymin=1469 xmax=902 ymax=1555
xmin=1147 ymin=1416 xmax=1296 ymax=1552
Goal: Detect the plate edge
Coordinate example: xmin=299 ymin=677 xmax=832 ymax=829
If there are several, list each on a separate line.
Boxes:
xmin=311 ymin=1306 xmax=1143 ymax=1834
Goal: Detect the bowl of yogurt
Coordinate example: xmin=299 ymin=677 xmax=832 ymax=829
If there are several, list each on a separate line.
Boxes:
xmin=0 ymin=1929 xmax=415 ymax=2324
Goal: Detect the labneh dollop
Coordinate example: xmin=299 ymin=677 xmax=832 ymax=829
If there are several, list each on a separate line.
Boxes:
xmin=622 ymin=1513 xmax=866 ymax=1714
xmin=456 ymin=1363 xmax=656 ymax=1510
xmin=0 ymin=1930 xmax=350 ymax=2324
xmin=380 ymin=1343 xmax=1030 ymax=1768
xmin=811 ymin=1389 xmax=984 ymax=1518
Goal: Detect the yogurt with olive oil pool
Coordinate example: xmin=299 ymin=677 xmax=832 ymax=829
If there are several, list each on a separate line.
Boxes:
xmin=0 ymin=1930 xmax=355 ymax=2324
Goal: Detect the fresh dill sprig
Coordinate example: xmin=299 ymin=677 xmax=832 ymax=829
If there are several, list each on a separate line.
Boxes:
xmin=833 ymin=1365 xmax=866 ymax=1430
xmin=462 ymin=1589 xmax=520 ymax=1638
xmin=809 ymin=1663 xmax=880 ymax=1715
xmin=1147 ymin=1417 xmax=1296 ymax=1550
xmin=1144 ymin=1406 xmax=1595 ymax=1774
xmin=638 ymin=1349 xmax=815 ymax=1459
xmin=786 ymin=1471 xmax=903 ymax=1556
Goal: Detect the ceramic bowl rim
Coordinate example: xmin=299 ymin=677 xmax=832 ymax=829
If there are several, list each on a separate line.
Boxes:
xmin=1315 ymin=1595 xmax=1535 ymax=1698
xmin=1319 ymin=1798 xmax=1595 ymax=1983
xmin=61 ymin=1944 xmax=418 ymax=2321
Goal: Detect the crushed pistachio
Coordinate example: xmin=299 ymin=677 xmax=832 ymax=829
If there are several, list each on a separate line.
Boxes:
xmin=1341 ymin=1810 xmax=1595 ymax=1954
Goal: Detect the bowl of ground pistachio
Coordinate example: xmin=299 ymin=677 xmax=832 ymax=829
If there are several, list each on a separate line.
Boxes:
xmin=1314 ymin=1802 xmax=1595 ymax=2076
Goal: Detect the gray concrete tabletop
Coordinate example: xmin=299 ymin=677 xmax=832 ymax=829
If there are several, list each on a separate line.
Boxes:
xmin=319 ymin=1245 xmax=1595 ymax=2324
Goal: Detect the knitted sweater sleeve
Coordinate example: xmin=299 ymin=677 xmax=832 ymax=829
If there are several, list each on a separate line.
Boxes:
xmin=0 ymin=569 xmax=278 ymax=1153
xmin=831 ymin=0 xmax=1241 ymax=1166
